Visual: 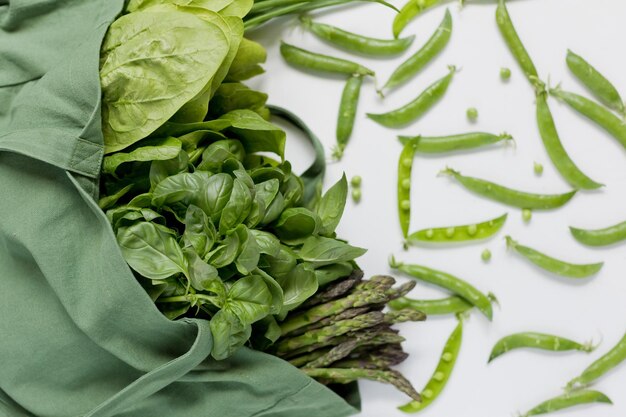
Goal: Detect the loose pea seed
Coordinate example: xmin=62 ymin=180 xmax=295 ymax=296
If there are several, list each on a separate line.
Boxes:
xmin=467 ymin=224 xmax=477 ymax=236
xmin=467 ymin=107 xmax=478 ymax=121
xmin=522 ymin=208 xmax=532 ymax=222
xmin=351 ymin=175 xmax=362 ymax=187
xmin=500 ymin=67 xmax=511 ymax=80
xmin=401 ymin=178 xmax=411 ymax=190
xmin=401 ymin=200 xmax=411 ymax=210
xmin=352 ymin=188 xmax=362 ymax=203
xmin=445 ymin=227 xmax=455 ymax=238
xmin=534 ymin=161 xmax=544 ymax=176
xmin=482 ymin=249 xmax=492 ymax=262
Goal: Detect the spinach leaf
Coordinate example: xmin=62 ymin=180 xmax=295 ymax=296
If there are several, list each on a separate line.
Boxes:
xmin=298 ymin=236 xmax=367 ymax=268
xmin=316 ymin=174 xmax=348 ymax=236
xmin=99 ymin=184 xmax=133 ymax=210
xmin=149 ymin=151 xmax=190 ymax=190
xmin=150 ymin=119 xmax=232 ymax=138
xmin=178 ymin=130 xmax=227 ymax=153
xmin=125 ymin=0 xmax=236 ymax=13
xmin=226 ymin=38 xmax=266 ymax=81
xmin=209 ymin=83 xmax=268 ymax=118
xmin=219 ymin=110 xmax=285 ymax=158
xmin=182 ymin=205 xmax=216 ymax=259
xmin=219 ymin=0 xmax=253 ymax=17
xmin=273 ymin=207 xmax=319 ymax=245
xmin=101 ymin=9 xmax=230 ymax=153
xmin=117 ymin=222 xmax=187 ymax=280
xmin=219 ymin=178 xmax=253 ymax=234
xmin=209 ymin=309 xmax=251 ymax=360
xmin=102 ymin=137 xmax=182 ymax=175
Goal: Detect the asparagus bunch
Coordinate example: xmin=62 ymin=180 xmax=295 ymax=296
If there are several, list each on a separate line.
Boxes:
xmin=269 ymin=271 xmax=426 ymax=401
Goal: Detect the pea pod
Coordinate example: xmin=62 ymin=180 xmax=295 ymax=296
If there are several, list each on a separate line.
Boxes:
xmin=407 ymin=213 xmax=507 ymax=245
xmin=570 ymin=220 xmax=626 ymax=247
xmin=300 ymin=16 xmax=415 ymax=56
xmin=521 ymin=390 xmax=612 ymax=417
xmin=368 ymin=66 xmax=456 ymax=128
xmin=399 ymin=132 xmax=513 ymax=154
xmin=488 ymin=332 xmax=596 ymax=363
xmin=280 ymin=41 xmax=374 ymax=76
xmin=566 ymin=50 xmax=625 ymax=116
xmin=398 ymin=138 xmax=419 ymax=238
xmin=536 ymin=90 xmax=603 ymax=190
xmin=398 ymin=319 xmax=463 ymax=413
xmin=390 ymin=258 xmax=493 ymax=320
xmin=495 ymin=0 xmax=542 ymax=90
xmin=390 ymin=293 xmax=497 ymax=316
xmin=382 ymin=9 xmax=452 ymax=93
xmin=505 ymin=236 xmax=603 ymax=279
xmin=392 ymin=0 xmax=441 ymax=39
xmin=567 ymin=332 xmax=626 ymax=391
xmin=441 ymin=168 xmax=576 ymax=210
xmin=334 ymin=75 xmax=363 ymax=160
xmin=550 ymin=86 xmax=626 ymax=149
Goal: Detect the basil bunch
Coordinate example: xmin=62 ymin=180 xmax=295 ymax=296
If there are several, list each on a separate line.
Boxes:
xmin=99 ymin=1 xmax=365 ymax=360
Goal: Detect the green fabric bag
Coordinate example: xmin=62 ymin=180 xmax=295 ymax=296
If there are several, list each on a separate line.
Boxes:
xmin=0 ymin=1 xmax=359 ymax=416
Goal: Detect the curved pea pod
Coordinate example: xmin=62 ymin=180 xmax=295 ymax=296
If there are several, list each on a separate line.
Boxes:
xmin=550 ymin=86 xmax=626 ymax=149
xmin=488 ymin=332 xmax=596 ymax=363
xmin=520 ymin=390 xmax=612 ymax=417
xmin=398 ymin=138 xmax=419 ymax=238
xmin=536 ymin=91 xmax=603 ymax=190
xmin=280 ymin=41 xmax=374 ymax=76
xmin=570 ymin=220 xmax=626 ymax=247
xmin=567 ymin=332 xmax=626 ymax=391
xmin=408 ymin=213 xmax=507 ymax=245
xmin=566 ymin=50 xmax=625 ymax=116
xmin=392 ymin=0 xmax=441 ymax=39
xmin=300 ymin=15 xmax=415 ymax=56
xmin=399 ymin=132 xmax=513 ymax=154
xmin=495 ymin=0 xmax=542 ymax=90
xmin=398 ymin=319 xmax=463 ymax=413
xmin=505 ymin=236 xmax=604 ymax=279
xmin=368 ymin=66 xmax=456 ymax=128
xmin=334 ymin=75 xmax=364 ymax=160
xmin=390 ymin=258 xmax=493 ymax=320
xmin=383 ymin=8 xmax=452 ymax=93
xmin=390 ymin=293 xmax=497 ymax=316
xmin=441 ymin=168 xmax=577 ymax=210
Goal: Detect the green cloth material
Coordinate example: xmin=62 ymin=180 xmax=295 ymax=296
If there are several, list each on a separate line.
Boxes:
xmin=0 ymin=1 xmax=359 ymax=416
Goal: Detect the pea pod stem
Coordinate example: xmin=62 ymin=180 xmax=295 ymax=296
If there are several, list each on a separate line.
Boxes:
xmin=368 ymin=66 xmax=456 ymax=128
xmin=398 ymin=318 xmax=463 ymax=413
xmin=535 ymin=90 xmax=603 ymax=190
xmin=382 ymin=8 xmax=452 ymax=93
xmin=440 ymin=167 xmax=577 ymax=210
xmin=566 ymin=332 xmax=626 ymax=391
xmin=570 ymin=220 xmax=626 ymax=247
xmin=549 ymin=85 xmax=626 ymax=149
xmin=300 ymin=15 xmax=415 ymax=56
xmin=390 ymin=257 xmax=493 ymax=320
xmin=280 ymin=41 xmax=375 ymax=76
xmin=407 ymin=213 xmax=507 ymax=245
xmin=505 ymin=236 xmax=603 ymax=279
xmin=399 ymin=132 xmax=514 ymax=154
xmin=488 ymin=332 xmax=597 ymax=363
xmin=520 ymin=390 xmax=612 ymax=417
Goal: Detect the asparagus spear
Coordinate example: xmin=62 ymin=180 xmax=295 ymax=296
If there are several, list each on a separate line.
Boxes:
xmin=384 ymin=308 xmax=426 ymax=324
xmin=299 ymin=270 xmax=364 ymax=309
xmin=284 ymin=307 xmax=371 ymax=337
xmin=335 ymin=343 xmax=409 ymax=369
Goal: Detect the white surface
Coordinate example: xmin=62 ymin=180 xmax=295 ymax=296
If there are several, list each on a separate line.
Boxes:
xmin=248 ymin=1 xmax=626 ymax=416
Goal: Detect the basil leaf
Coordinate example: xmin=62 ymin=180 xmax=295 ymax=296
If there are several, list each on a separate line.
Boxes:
xmin=197 ymin=139 xmax=245 ymax=172
xmin=260 ymin=191 xmax=285 ymax=226
xmin=254 ymin=268 xmax=284 ymax=315
xmin=264 ymin=244 xmax=298 ymax=278
xmin=102 ymin=137 xmax=182 ymax=175
xmin=183 ymin=247 xmax=220 ymax=293
xmin=273 ymin=207 xmax=319 ymax=245
xmin=210 ymin=309 xmax=251 ymax=360
xmin=151 ymin=172 xmax=211 ymax=208
xmin=234 ymin=225 xmax=260 ymax=275
xmin=178 ymin=130 xmax=226 ymax=152
xmin=99 ymin=184 xmax=133 ymax=210
xmin=219 ymin=110 xmax=285 ymax=158
xmin=197 ymin=173 xmax=233 ymax=223
xmin=249 ymin=230 xmax=281 ymax=257
xmin=280 ymin=174 xmax=304 ymax=209
xmin=219 ymin=178 xmax=252 ymax=234
xmin=298 ymin=236 xmax=367 ymax=268
xmin=101 ymin=9 xmax=230 ymax=153
xmin=149 ymin=151 xmax=189 ymax=190
xmin=249 ymin=166 xmax=285 ymax=183
xmin=117 ymin=222 xmax=187 ymax=280
xmin=182 ymin=205 xmax=216 ymax=259
xmin=275 ymin=262 xmax=318 ymax=314
xmin=316 ymin=174 xmax=348 ymax=236
xmin=314 ymin=262 xmax=354 ymax=287
xmin=224 ymin=275 xmax=272 ymax=324
xmin=206 ymin=232 xmax=239 ymax=268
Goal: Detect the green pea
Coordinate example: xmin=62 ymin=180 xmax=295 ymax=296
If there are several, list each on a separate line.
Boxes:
xmin=522 ymin=208 xmax=532 ymax=222
xmin=534 ymin=161 xmax=543 ymax=176
xmin=401 ymin=200 xmax=411 ymax=211
xmin=402 ymin=157 xmax=413 ymax=168
xmin=467 ymin=224 xmax=478 ymax=236
xmin=425 ymin=229 xmax=434 ymax=239
xmin=401 ymin=178 xmax=411 ymax=190
xmin=500 ymin=67 xmax=511 ymax=80
xmin=351 ymin=188 xmax=362 ymax=203
xmin=466 ymin=107 xmax=478 ymax=121
xmin=482 ymin=249 xmax=492 ymax=262
xmin=407 ymin=214 xmax=507 ymax=245
xmin=350 ymin=175 xmax=362 ymax=187
xmin=445 ymin=227 xmax=455 ymax=238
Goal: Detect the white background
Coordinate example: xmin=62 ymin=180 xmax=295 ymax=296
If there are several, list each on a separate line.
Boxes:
xmin=248 ymin=1 xmax=626 ymax=416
